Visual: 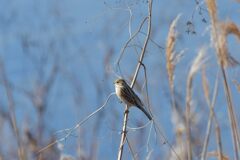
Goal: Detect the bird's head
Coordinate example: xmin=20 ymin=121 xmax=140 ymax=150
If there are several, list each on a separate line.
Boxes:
xmin=114 ymin=78 xmax=126 ymax=87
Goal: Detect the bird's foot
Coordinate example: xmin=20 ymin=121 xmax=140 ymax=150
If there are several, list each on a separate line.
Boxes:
xmin=124 ymin=109 xmax=129 ymax=114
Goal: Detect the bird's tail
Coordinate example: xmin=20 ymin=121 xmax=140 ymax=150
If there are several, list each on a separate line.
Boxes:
xmin=137 ymin=106 xmax=152 ymax=120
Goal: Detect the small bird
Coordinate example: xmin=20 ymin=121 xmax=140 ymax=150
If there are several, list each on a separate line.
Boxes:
xmin=114 ymin=78 xmax=152 ymax=120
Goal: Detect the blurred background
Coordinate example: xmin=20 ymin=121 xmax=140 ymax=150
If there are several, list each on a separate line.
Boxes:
xmin=0 ymin=0 xmax=239 ymax=159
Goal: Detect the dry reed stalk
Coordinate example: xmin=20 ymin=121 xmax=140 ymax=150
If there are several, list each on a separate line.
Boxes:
xmin=201 ymin=66 xmax=210 ymax=104
xmin=117 ymin=0 xmax=153 ymax=159
xmin=219 ymin=21 xmax=240 ymax=158
xmin=165 ymin=15 xmax=185 ymax=122
xmin=205 ymin=0 xmax=240 ymax=67
xmin=217 ymin=21 xmax=240 ymax=67
xmin=206 ymin=0 xmax=240 ymax=159
xmin=207 ymin=151 xmax=229 ymax=160
xmin=200 ymin=67 xmax=212 ymax=160
xmin=201 ymin=69 xmax=224 ymax=160
xmin=215 ymin=122 xmax=224 ymax=160
xmin=186 ymin=47 xmax=207 ymax=160
xmin=166 ymin=14 xmax=181 ymax=91
xmin=221 ymin=21 xmax=240 ymax=40
xmin=206 ymin=0 xmax=217 ymax=26
xmin=165 ymin=15 xmax=187 ymax=159
xmin=221 ymin=68 xmax=240 ymax=159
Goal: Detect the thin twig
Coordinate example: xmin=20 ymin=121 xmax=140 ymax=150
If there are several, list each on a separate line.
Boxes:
xmin=127 ymin=5 xmax=133 ymax=38
xmin=139 ymin=31 xmax=164 ymax=49
xmin=126 ymin=137 xmax=137 ymax=160
xmin=153 ymin=120 xmax=182 ymax=160
xmin=115 ymin=17 xmax=148 ymax=76
xmin=37 ymin=92 xmax=115 ymax=154
xmin=117 ymin=1 xmax=153 ymax=159
xmin=140 ymin=61 xmax=153 ymax=118
xmin=146 ymin=122 xmax=153 ymax=152
xmin=127 ymin=121 xmax=152 ymax=131
xmin=141 ymin=57 xmax=181 ymax=160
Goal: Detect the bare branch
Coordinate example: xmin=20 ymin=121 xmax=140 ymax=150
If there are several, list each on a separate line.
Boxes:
xmin=37 ymin=92 xmax=115 ymax=154
xmin=0 ymin=60 xmax=25 ymax=160
xmin=117 ymin=0 xmax=153 ymax=159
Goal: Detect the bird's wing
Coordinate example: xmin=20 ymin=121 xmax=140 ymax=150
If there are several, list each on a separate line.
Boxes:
xmin=121 ymin=84 xmax=143 ymax=107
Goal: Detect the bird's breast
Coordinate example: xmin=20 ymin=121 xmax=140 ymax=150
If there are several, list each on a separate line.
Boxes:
xmin=115 ymin=85 xmax=122 ymax=98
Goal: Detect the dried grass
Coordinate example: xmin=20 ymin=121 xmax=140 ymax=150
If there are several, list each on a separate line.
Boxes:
xmin=189 ymin=47 xmax=207 ymax=77
xmin=201 ymin=66 xmax=210 ymax=105
xmin=207 ymin=0 xmax=240 ymax=67
xmin=207 ymin=151 xmax=229 ymax=160
xmin=166 ymin=14 xmax=181 ymax=90
xmin=186 ymin=47 xmax=207 ymax=160
xmin=206 ymin=0 xmax=217 ymax=24
xmin=206 ymin=0 xmax=240 ymax=159
xmin=217 ymin=21 xmax=240 ymax=67
xmin=221 ymin=21 xmax=240 ymax=40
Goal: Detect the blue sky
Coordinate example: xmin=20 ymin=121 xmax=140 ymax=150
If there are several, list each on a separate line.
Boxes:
xmin=0 ymin=0 xmax=240 ymax=159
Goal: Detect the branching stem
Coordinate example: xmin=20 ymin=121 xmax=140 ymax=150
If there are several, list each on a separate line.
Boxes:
xmin=117 ymin=0 xmax=153 ymax=159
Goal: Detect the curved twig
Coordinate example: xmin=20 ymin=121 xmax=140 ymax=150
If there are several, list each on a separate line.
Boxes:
xmin=37 ymin=92 xmax=115 ymax=154
xmin=115 ymin=17 xmax=148 ymax=77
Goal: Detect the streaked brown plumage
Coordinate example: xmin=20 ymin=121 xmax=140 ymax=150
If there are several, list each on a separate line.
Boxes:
xmin=114 ymin=79 xmax=152 ymax=120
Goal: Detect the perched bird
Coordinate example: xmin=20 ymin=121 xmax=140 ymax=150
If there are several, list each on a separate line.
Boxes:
xmin=114 ymin=78 xmax=152 ymax=120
